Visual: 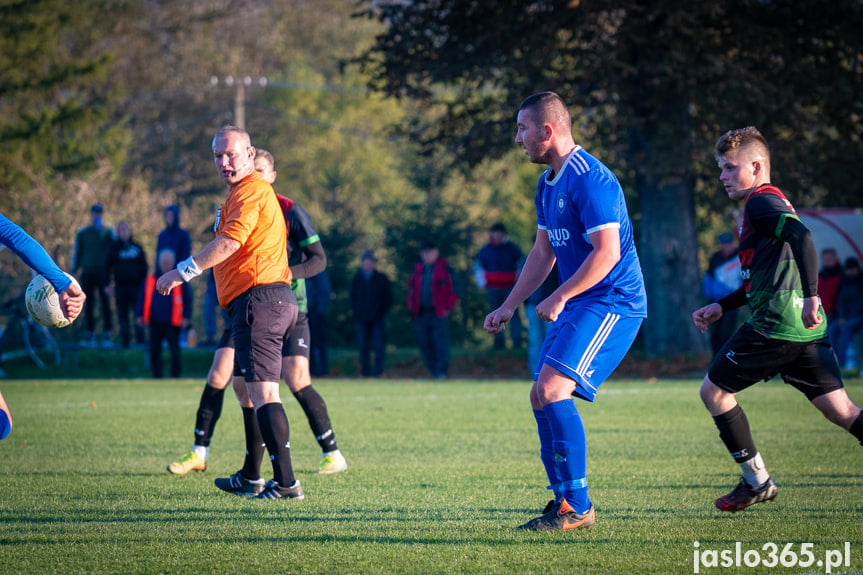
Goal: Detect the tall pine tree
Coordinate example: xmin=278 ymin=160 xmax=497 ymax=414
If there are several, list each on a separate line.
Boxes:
xmin=0 ymin=0 xmax=128 ymax=191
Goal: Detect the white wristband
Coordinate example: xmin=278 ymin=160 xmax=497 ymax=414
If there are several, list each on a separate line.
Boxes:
xmin=176 ymin=256 xmax=202 ymax=282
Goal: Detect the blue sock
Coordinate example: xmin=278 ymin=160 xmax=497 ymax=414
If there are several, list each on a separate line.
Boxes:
xmin=543 ymin=398 xmax=590 ymax=513
xmin=533 ymin=409 xmax=562 ymax=501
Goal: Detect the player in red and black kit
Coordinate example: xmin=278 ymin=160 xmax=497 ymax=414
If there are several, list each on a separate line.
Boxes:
xmin=692 ymin=127 xmax=863 ymax=512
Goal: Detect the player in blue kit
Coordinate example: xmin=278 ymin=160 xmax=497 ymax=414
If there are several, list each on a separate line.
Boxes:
xmin=484 ymin=92 xmax=647 ymax=531
xmin=0 ymin=213 xmax=86 ymax=438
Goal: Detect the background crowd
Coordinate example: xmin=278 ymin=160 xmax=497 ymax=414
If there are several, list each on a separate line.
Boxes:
xmin=6 ymin=205 xmax=862 ymax=380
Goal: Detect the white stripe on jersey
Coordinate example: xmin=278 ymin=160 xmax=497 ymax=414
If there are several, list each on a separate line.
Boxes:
xmin=575 ymin=313 xmax=620 ymax=379
xmin=585 ymin=222 xmax=621 ymax=235
xmin=568 ymin=149 xmax=590 ymax=175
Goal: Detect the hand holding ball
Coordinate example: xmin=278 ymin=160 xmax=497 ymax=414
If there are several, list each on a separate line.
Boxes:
xmin=25 ymin=273 xmax=84 ymax=328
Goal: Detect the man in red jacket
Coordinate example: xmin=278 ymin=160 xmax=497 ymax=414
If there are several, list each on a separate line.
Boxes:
xmin=407 ymin=241 xmax=459 ymax=378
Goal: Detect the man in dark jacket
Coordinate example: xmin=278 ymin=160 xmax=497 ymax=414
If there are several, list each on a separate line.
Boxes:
xmin=106 ymin=221 xmax=148 ymax=348
xmin=350 ymin=250 xmax=393 ymax=376
xmin=407 ymin=242 xmax=459 ymax=378
xmin=73 ymin=203 xmax=115 ymax=346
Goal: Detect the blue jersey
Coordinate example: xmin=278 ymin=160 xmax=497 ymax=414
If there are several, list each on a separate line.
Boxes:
xmin=535 ymin=146 xmax=646 ymax=318
xmin=0 ymin=213 xmax=71 ymax=293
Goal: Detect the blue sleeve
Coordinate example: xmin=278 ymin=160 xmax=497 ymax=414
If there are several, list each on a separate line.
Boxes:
xmin=0 ymin=213 xmax=71 ymax=293
xmin=575 ymin=168 xmax=624 ymax=235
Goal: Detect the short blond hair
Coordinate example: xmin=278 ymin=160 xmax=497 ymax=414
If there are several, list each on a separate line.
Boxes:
xmin=256 ymin=148 xmax=275 ymax=171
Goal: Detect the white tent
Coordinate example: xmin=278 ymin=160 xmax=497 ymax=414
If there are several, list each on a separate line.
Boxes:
xmin=798 ymin=208 xmax=863 ymax=264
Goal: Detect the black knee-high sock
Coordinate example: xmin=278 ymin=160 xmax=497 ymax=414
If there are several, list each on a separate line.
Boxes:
xmin=256 ymin=402 xmax=295 ymax=487
xmin=293 ymin=386 xmax=337 ymax=452
xmin=850 ymin=411 xmax=863 ymax=446
xmin=712 ymin=404 xmax=758 ymax=463
xmin=194 ymin=385 xmax=225 ymax=447
xmin=241 ymin=407 xmax=265 ymax=481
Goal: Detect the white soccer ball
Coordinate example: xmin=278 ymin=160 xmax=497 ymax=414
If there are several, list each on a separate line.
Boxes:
xmin=25 ymin=273 xmax=79 ymax=328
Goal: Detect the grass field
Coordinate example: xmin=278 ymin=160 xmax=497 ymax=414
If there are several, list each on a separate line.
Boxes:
xmin=0 ymin=374 xmax=861 ymax=574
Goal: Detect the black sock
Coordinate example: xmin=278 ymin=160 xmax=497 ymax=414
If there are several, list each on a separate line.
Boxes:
xmin=194 ymin=385 xmax=225 ymax=447
xmin=712 ymin=404 xmax=758 ymax=463
xmin=293 ymin=386 xmax=337 ymax=452
xmin=256 ymin=402 xmax=295 ymax=487
xmin=850 ymin=411 xmax=863 ymax=446
xmin=240 ymin=407 xmax=264 ymax=481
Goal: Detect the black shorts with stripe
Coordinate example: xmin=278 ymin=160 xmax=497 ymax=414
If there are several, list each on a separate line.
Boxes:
xmin=708 ymin=323 xmax=844 ymax=401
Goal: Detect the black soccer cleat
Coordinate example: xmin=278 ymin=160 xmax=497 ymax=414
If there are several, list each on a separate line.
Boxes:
xmin=715 ymin=477 xmax=778 ymax=512
xmin=214 ymin=470 xmax=265 ymax=497
xmin=255 ymin=479 xmax=304 ymax=500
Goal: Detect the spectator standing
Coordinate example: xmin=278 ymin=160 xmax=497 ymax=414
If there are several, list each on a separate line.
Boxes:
xmin=307 ymin=270 xmax=332 ymax=377
xmin=155 ymin=205 xmax=192 ymax=274
xmin=818 ymin=248 xmax=843 ymax=347
xmin=350 ymin=250 xmax=393 ymax=376
xmin=836 ymin=257 xmax=863 ymax=372
xmin=106 ymin=221 xmax=148 ymax=348
xmin=407 ymin=241 xmax=459 ymax=378
xmin=72 ymin=203 xmax=114 ymax=347
xmin=156 ymin=204 xmax=193 ymax=346
xmin=138 ymin=250 xmax=191 ymax=378
xmin=475 ymin=222 xmax=524 ymax=349
xmin=702 ymin=232 xmax=742 ymax=356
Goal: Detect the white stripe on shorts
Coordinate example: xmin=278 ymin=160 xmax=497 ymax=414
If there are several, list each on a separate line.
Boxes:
xmin=575 ymin=313 xmax=620 ymax=379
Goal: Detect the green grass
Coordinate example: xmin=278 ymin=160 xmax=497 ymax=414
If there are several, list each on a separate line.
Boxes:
xmin=0 ymin=376 xmax=861 ymax=574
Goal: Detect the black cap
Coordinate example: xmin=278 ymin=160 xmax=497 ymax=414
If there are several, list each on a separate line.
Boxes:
xmin=91 ymin=203 xmax=104 ymax=213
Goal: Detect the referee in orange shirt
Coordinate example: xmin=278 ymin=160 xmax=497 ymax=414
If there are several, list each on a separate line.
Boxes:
xmin=157 ymin=125 xmax=303 ymax=500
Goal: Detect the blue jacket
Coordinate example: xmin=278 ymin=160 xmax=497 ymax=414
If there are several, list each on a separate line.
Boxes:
xmin=155 ymin=205 xmax=191 ymax=274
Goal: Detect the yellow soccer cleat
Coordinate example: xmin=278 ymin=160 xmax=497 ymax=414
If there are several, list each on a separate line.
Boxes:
xmin=167 ymin=451 xmax=207 ymax=475
xmin=315 ymin=450 xmax=347 ymax=474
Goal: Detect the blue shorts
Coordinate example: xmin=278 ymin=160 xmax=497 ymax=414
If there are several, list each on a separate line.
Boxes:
xmin=0 ymin=409 xmax=11 ymax=440
xmin=535 ymin=303 xmax=643 ymax=401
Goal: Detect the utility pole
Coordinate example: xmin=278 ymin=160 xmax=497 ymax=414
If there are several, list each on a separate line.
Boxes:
xmin=209 ymin=76 xmax=268 ymax=129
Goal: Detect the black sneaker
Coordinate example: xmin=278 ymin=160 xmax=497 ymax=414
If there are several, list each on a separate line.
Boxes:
xmin=214 ymin=471 xmax=265 ymax=497
xmin=715 ymin=477 xmax=778 ymax=512
xmin=255 ymin=479 xmax=304 ymax=500
xmin=517 ymin=499 xmax=595 ymax=531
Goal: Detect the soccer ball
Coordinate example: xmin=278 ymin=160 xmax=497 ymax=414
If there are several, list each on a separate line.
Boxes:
xmin=25 ymin=273 xmax=79 ymax=328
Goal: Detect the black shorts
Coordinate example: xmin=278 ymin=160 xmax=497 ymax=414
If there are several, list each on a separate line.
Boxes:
xmin=217 ymin=327 xmax=233 ymax=350
xmin=228 ymin=283 xmax=297 ymax=383
xmin=708 ymin=323 xmax=844 ymax=401
xmin=282 ymin=312 xmax=311 ymax=359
